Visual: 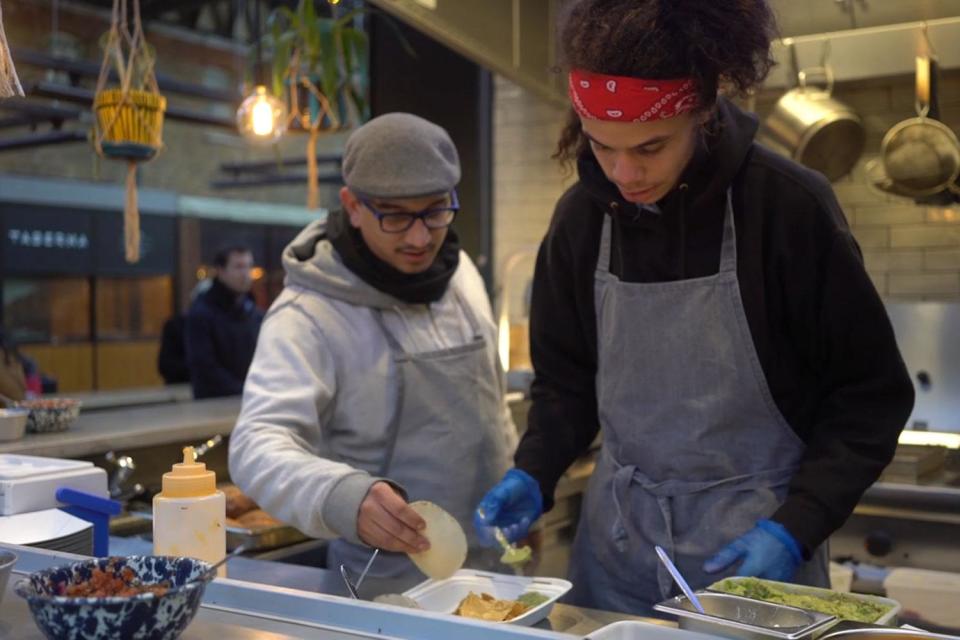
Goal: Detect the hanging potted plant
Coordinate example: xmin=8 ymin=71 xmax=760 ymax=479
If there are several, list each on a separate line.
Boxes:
xmin=92 ymin=0 xmax=166 ymax=263
xmin=263 ymin=0 xmax=371 ymax=209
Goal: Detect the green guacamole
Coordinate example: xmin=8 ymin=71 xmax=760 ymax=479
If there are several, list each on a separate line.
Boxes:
xmin=500 ymin=544 xmax=532 ymax=566
xmin=517 ymin=591 xmax=550 ymax=608
xmin=711 ymin=578 xmax=891 ymax=623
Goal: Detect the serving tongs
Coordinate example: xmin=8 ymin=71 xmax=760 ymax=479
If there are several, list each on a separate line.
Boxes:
xmin=340 ymin=548 xmax=379 ymax=599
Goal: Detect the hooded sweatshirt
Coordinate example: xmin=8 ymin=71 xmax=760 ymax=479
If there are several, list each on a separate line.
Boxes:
xmin=516 ymin=97 xmax=914 ymax=556
xmin=228 ymin=219 xmax=517 ymax=545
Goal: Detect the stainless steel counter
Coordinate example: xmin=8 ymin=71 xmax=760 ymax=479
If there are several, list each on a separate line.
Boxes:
xmin=50 ymin=384 xmax=193 ymax=412
xmin=103 ymin=534 xmax=647 ymax=635
xmin=0 ymin=544 xmax=664 ymax=639
xmin=0 ymin=397 xmax=240 ymax=459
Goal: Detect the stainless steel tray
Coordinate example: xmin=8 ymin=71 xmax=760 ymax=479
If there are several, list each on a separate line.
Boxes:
xmin=654 ymin=592 xmax=838 ymax=640
xmin=130 ymin=509 xmax=309 ymax=552
xmin=820 ymin=629 xmax=960 ymax=640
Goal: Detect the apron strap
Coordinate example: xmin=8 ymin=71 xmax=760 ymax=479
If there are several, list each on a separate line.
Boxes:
xmin=597 ymin=214 xmax=613 ymax=276
xmin=369 ymin=287 xmax=483 ymax=477
xmin=370 ymin=307 xmax=407 ymax=477
xmin=373 ymin=289 xmax=482 ymax=358
xmin=717 ymin=189 xmax=737 ymax=274
xmin=600 ymin=191 xmax=735 ymax=277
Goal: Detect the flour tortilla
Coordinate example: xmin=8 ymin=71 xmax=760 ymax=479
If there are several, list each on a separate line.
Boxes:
xmin=406 ymin=501 xmax=467 ymax=580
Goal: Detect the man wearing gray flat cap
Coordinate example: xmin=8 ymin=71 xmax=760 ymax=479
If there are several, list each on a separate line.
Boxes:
xmin=230 ymin=113 xmax=517 ymax=581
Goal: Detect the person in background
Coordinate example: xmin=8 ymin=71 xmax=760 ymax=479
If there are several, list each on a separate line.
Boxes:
xmin=185 ymin=246 xmax=263 ymax=399
xmin=157 ymin=315 xmax=189 ymax=385
xmin=474 ymin=0 xmax=914 ymax=616
xmin=229 ymin=113 xmax=517 ymax=581
xmin=158 ymin=279 xmax=213 ymax=385
xmin=0 ymin=329 xmax=26 ymax=405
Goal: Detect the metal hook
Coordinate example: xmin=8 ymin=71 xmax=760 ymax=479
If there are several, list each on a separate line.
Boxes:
xmin=819 ymin=38 xmax=832 ymax=69
xmin=783 ymin=38 xmax=800 ymax=89
xmin=920 ymin=22 xmax=938 ymax=58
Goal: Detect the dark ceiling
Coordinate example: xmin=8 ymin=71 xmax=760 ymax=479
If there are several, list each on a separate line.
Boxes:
xmin=72 ymin=1 xmax=350 ymax=41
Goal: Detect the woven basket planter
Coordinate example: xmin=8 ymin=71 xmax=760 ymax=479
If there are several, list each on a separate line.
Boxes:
xmin=94 ymin=88 xmax=166 ymax=160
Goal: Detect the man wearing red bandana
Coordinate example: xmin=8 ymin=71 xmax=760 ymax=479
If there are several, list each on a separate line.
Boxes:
xmin=475 ymin=0 xmax=913 ymax=615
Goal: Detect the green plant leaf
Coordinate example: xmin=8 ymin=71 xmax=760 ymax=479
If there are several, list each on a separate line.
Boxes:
xmin=347 ymin=83 xmax=368 ymax=124
xmin=272 ymin=36 xmax=294 ymax=98
xmin=334 ymin=8 xmax=365 ymax=28
xmin=317 ymin=17 xmax=338 ymax=102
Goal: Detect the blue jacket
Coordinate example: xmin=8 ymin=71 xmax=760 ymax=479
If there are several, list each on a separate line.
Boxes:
xmin=185 ymin=279 xmax=263 ymax=399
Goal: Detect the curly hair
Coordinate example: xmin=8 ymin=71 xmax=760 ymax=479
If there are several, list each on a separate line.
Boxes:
xmin=554 ymin=0 xmax=778 ymax=164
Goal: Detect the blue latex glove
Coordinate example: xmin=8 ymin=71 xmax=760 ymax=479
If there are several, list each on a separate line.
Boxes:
xmin=473 ymin=468 xmax=544 ymax=547
xmin=702 ymin=519 xmax=803 ymax=582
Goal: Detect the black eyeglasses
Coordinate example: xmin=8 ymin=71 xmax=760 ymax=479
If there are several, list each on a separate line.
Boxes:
xmin=359 ymin=190 xmax=460 ymax=234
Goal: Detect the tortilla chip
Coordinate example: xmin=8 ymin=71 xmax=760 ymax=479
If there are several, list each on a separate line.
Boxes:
xmin=456 ymin=592 xmax=515 ymax=621
xmin=406 ymin=501 xmax=467 ymax=580
xmin=454 ymin=592 xmax=533 ymax=622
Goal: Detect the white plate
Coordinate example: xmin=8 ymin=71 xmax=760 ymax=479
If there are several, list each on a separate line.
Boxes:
xmin=0 ymin=508 xmax=91 ymax=545
xmin=402 ymin=569 xmax=572 ymax=626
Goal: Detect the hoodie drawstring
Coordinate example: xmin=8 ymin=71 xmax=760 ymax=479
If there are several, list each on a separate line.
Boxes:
xmin=677 ymin=183 xmax=690 ymax=279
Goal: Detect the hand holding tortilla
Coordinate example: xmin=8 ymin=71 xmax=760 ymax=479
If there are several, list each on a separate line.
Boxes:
xmin=357 ymin=482 xmax=429 ymax=554
xmin=406 ymin=500 xmax=467 ymax=580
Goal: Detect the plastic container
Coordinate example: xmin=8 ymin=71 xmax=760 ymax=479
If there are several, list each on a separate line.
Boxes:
xmin=884 ymin=567 xmax=960 ymax=629
xmin=830 ymin=561 xmax=855 ymax=593
xmin=589 ymin=620 xmax=744 ymax=640
xmin=0 ymin=409 xmax=28 ymax=441
xmin=0 ymin=454 xmax=108 ymax=516
xmin=401 ymin=569 xmax=571 ymax=626
xmin=0 ymin=549 xmax=16 ymax=606
xmin=153 ymin=446 xmax=226 ymax=577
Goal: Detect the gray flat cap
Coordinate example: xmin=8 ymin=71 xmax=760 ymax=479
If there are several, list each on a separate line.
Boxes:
xmin=342 ymin=112 xmax=461 ymax=199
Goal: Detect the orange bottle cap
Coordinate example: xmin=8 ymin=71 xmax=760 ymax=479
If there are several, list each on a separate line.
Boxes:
xmin=160 ymin=446 xmax=217 ymax=498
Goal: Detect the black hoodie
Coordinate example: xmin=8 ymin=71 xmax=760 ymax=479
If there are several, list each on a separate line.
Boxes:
xmin=185 ymin=278 xmax=264 ymax=399
xmin=516 ymin=97 xmax=915 ymax=556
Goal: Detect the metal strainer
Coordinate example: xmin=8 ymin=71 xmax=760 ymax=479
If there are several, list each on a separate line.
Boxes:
xmin=881 ymin=53 xmax=960 ymax=197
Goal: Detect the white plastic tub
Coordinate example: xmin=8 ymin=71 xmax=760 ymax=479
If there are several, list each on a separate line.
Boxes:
xmin=588 ymin=620 xmax=727 ymax=640
xmin=884 ymin=567 xmax=960 ymax=628
xmin=401 ymin=569 xmax=572 ymax=626
xmin=0 ymin=409 xmax=28 ymax=442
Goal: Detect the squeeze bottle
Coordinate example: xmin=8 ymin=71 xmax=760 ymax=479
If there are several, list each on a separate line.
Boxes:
xmin=153 ymin=446 xmax=227 ymax=577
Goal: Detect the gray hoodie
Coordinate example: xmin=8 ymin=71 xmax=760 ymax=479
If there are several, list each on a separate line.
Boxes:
xmin=228 ymin=219 xmax=517 ymax=544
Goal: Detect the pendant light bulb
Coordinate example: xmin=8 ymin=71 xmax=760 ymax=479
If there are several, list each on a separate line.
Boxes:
xmin=237 ymin=85 xmax=287 ymax=143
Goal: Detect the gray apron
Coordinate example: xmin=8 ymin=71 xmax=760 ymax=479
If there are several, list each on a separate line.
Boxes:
xmin=328 ymin=293 xmax=510 ymax=580
xmin=566 ymin=191 xmax=829 ymax=615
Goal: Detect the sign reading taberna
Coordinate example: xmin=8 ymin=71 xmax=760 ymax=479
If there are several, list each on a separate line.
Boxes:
xmin=0 ymin=205 xmax=95 ymax=275
xmin=7 ymin=228 xmax=90 ymax=251
xmin=0 ymin=205 xmax=175 ymax=276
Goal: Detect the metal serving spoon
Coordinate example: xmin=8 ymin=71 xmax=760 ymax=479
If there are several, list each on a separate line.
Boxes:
xmin=655 ymin=545 xmax=706 ymax=614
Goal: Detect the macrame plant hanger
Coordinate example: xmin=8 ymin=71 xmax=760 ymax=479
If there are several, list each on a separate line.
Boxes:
xmin=93 ymin=0 xmax=166 ymax=263
xmin=0 ymin=1 xmax=24 ymax=97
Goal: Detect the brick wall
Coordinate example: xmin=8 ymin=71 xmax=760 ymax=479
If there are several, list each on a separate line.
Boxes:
xmin=492 ymin=76 xmax=570 ymax=319
xmin=1 ymin=0 xmax=344 ymax=209
xmin=493 ymin=70 xmax=960 ymax=303
xmin=753 ymin=69 xmax=960 ymax=301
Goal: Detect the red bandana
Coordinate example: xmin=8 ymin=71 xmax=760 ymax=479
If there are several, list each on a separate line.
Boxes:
xmin=568 ymin=69 xmax=698 ymax=122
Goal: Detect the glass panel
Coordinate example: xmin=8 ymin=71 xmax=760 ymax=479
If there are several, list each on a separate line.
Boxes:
xmin=2 ymin=278 xmax=91 ymax=344
xmin=95 ymin=276 xmax=173 ymax=340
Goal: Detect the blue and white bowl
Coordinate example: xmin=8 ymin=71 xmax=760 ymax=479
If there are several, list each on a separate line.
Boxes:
xmin=15 ymin=555 xmax=211 ymax=640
